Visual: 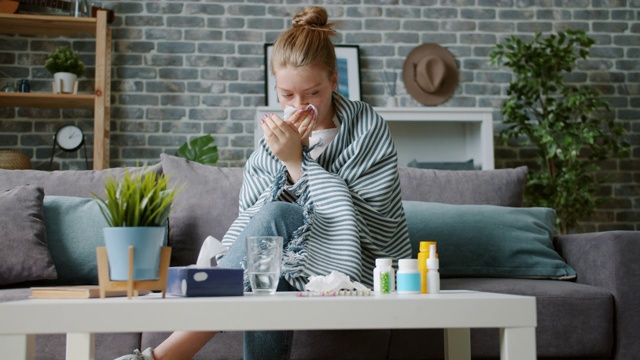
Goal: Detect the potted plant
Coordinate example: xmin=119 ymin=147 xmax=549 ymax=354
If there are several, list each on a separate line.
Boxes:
xmin=175 ymin=134 xmax=219 ymax=165
xmin=44 ymin=46 xmax=85 ymax=94
xmin=489 ymin=29 xmax=629 ymax=233
xmin=94 ymin=169 xmax=181 ymax=281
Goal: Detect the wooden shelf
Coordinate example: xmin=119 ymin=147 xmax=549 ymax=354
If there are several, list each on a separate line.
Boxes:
xmin=0 ymin=13 xmax=97 ymax=36
xmin=0 ymin=92 xmax=94 ymax=108
xmin=0 ymin=11 xmax=111 ymax=170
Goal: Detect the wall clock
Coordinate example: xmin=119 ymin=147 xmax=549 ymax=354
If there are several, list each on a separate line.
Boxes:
xmin=50 ymin=124 xmax=89 ymax=169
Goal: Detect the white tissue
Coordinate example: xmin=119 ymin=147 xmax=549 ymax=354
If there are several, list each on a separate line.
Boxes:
xmin=283 ymin=105 xmax=297 ymax=120
xmin=283 ymin=104 xmax=318 ymax=120
xmin=196 ymin=236 xmax=228 ymax=267
xmin=304 ymin=271 xmax=370 ymax=292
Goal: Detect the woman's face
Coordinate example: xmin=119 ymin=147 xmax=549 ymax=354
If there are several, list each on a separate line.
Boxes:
xmin=274 ymin=64 xmax=337 ymax=126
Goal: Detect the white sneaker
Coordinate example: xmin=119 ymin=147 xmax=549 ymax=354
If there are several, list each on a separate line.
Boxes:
xmin=114 ymin=347 xmax=154 ymax=360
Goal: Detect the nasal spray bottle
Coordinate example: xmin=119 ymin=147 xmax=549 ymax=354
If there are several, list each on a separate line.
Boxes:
xmin=417 ymin=241 xmax=436 ymax=293
xmin=427 ymin=243 xmax=440 ymax=294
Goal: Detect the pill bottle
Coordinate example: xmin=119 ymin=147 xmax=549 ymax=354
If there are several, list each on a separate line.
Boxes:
xmin=373 ymin=258 xmax=394 ymax=294
xmin=396 ymin=259 xmax=421 ymax=294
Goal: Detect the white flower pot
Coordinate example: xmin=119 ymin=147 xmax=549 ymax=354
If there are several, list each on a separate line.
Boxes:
xmin=53 ymin=72 xmax=77 ymax=94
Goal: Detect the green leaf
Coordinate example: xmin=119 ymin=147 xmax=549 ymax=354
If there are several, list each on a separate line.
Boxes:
xmin=44 ymin=46 xmax=85 ymax=77
xmin=93 ymin=168 xmax=181 ymax=227
xmin=175 ymin=134 xmax=219 ymax=166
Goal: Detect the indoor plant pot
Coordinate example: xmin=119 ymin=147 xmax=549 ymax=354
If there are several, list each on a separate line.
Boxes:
xmin=53 ymin=72 xmax=78 ymax=94
xmin=94 ymin=169 xmax=180 ymax=281
xmin=103 ymin=227 xmax=166 ymax=280
xmin=44 ymin=46 xmax=85 ymax=94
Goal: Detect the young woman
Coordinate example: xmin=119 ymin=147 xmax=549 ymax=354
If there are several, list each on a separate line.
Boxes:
xmin=118 ymin=6 xmax=411 ymax=360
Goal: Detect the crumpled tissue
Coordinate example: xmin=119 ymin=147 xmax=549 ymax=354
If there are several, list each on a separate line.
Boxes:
xmin=196 ymin=236 xmax=228 ymax=267
xmin=283 ymin=104 xmax=318 ymax=121
xmin=304 ymin=271 xmax=370 ymax=292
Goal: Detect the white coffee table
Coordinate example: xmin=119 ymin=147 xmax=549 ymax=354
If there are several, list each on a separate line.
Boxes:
xmin=0 ymin=290 xmax=536 ymax=360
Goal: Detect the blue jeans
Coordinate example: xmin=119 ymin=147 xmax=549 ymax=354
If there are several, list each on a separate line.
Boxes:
xmin=218 ymin=202 xmax=304 ymax=360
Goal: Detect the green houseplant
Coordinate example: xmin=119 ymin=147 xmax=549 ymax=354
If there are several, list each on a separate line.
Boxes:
xmin=175 ymin=134 xmax=219 ymax=165
xmin=44 ymin=46 xmax=85 ymax=94
xmin=489 ymin=29 xmax=628 ymax=234
xmin=94 ymin=170 xmax=181 ymax=280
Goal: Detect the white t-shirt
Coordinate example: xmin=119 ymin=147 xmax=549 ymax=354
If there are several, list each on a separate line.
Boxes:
xmin=308 ymin=116 xmax=340 ymax=159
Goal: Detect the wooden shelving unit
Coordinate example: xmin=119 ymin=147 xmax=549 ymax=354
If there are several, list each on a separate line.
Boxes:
xmin=0 ymin=12 xmax=111 ymax=170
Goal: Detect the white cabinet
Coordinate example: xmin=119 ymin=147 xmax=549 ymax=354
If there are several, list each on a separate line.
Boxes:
xmin=255 ymin=107 xmax=494 ymax=170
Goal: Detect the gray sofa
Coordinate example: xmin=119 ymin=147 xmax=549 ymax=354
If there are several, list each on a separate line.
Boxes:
xmin=0 ymin=153 xmax=638 ymax=360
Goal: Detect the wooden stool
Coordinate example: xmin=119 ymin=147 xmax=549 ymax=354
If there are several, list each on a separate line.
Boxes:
xmin=96 ymin=246 xmax=171 ymax=299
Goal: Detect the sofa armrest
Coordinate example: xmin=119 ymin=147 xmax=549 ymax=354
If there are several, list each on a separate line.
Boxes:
xmin=554 ymin=231 xmax=640 ymax=359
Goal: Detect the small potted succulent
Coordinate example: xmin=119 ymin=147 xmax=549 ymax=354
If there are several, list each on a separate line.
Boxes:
xmin=44 ymin=46 xmax=85 ymax=94
xmin=94 ymin=169 xmax=181 ymax=281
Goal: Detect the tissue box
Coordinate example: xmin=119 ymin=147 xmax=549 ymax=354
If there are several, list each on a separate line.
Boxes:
xmin=167 ymin=267 xmax=244 ymax=297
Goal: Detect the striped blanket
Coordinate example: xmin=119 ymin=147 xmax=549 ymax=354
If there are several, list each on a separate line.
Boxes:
xmin=222 ymin=92 xmax=411 ymax=290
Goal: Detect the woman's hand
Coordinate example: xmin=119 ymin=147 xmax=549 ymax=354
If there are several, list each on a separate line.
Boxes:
xmin=286 ymin=107 xmax=316 ymax=147
xmin=261 ymin=113 xmax=303 ymax=181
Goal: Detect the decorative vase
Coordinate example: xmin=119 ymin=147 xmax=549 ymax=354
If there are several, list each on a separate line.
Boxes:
xmin=53 ymin=72 xmax=77 ymax=94
xmin=103 ymin=226 xmax=167 ymax=281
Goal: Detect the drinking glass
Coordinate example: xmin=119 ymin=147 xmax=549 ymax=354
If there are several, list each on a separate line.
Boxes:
xmin=246 ymin=236 xmax=283 ymax=294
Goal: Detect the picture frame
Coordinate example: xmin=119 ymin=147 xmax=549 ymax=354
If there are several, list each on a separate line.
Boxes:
xmin=264 ymin=44 xmax=362 ymax=107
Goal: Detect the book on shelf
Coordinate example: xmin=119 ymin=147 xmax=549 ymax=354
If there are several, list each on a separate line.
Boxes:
xmin=30 ymin=285 xmax=148 ymax=299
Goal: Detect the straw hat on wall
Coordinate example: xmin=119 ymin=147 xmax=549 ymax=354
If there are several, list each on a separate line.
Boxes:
xmin=402 ymin=43 xmax=458 ymax=106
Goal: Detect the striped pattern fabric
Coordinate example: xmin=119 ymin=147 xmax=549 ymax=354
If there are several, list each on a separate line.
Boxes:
xmin=222 ymin=92 xmax=411 ymax=290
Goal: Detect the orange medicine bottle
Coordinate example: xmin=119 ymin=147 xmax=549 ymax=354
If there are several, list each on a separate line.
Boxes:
xmin=418 ymin=241 xmax=437 ymax=293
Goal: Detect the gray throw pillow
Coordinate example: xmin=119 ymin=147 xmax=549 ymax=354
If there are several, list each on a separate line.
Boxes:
xmin=160 ymin=154 xmax=244 ymax=266
xmin=0 ymin=186 xmax=57 ymax=285
xmin=0 ymin=163 xmax=162 ymax=198
xmin=398 ymin=166 xmax=527 ymax=207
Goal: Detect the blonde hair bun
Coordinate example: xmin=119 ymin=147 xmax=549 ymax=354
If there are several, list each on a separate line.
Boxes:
xmin=292 ymin=6 xmax=336 ymax=36
xmin=270 ymin=6 xmax=338 ymax=77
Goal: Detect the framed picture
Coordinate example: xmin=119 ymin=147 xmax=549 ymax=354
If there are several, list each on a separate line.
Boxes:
xmin=264 ymin=44 xmax=362 ymax=107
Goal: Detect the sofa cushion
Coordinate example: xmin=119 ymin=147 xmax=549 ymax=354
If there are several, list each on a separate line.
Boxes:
xmin=43 ymin=196 xmax=108 ymax=285
xmin=35 ymin=333 xmax=143 ymax=360
xmin=160 ymin=154 xmax=244 ymax=266
xmin=142 ymin=330 xmax=391 ymax=360
xmin=398 ymin=166 xmax=527 ymax=207
xmin=451 ymin=278 xmax=613 ymax=358
xmin=387 ymin=278 xmax=614 ymax=359
xmin=0 ymin=186 xmax=57 ymax=285
xmin=0 ymin=164 xmax=162 ymax=198
xmin=403 ymin=201 xmax=576 ymax=279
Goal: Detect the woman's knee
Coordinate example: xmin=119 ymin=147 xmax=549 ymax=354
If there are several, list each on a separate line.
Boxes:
xmin=253 ymin=202 xmax=303 ymax=223
xmin=241 ymin=202 xmax=305 ymax=240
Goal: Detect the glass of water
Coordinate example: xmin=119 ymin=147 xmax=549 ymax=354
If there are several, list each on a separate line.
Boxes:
xmin=246 ymin=236 xmax=283 ymax=294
